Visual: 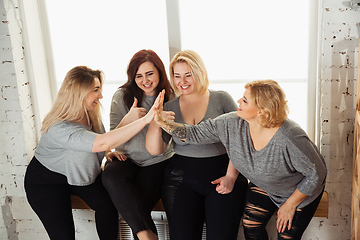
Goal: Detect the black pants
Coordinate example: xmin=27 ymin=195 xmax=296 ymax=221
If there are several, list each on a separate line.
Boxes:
xmin=161 ymin=154 xmax=248 ymax=240
xmin=24 ymin=157 xmax=118 ymax=240
xmin=243 ymin=182 xmax=324 ymax=240
xmin=102 ymin=158 xmax=169 ymax=238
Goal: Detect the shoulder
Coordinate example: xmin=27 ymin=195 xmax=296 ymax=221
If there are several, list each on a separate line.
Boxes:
xmin=112 ymin=88 xmax=125 ymax=100
xmin=213 ymin=111 xmax=239 ymax=123
xmin=164 ymin=96 xmax=179 ymax=109
xmin=280 ymin=119 xmax=307 ymax=139
xmin=209 ymin=89 xmax=232 ymax=99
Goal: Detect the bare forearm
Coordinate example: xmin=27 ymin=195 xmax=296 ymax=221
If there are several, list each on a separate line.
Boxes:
xmin=146 ymin=121 xmax=167 ymax=155
xmin=226 ymin=161 xmax=239 ymax=181
xmin=92 ymin=117 xmax=148 ymax=152
xmin=285 ymin=189 xmax=308 ymax=208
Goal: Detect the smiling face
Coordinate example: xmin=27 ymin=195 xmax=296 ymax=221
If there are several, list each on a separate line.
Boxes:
xmin=236 ymin=88 xmax=261 ymax=121
xmin=173 ymin=62 xmax=197 ymax=95
xmin=85 ymin=77 xmax=103 ymax=111
xmin=134 ymin=61 xmax=160 ymax=96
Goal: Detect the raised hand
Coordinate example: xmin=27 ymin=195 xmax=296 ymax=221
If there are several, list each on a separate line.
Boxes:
xmin=127 ymin=97 xmax=147 ymax=121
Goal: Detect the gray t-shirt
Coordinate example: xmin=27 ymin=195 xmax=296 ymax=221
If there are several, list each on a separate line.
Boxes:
xmin=35 ymin=121 xmax=105 ymax=186
xmin=110 ymin=88 xmax=174 ymax=166
xmin=164 ymin=90 xmax=237 ymax=158
xmin=185 ymin=112 xmax=327 ymax=209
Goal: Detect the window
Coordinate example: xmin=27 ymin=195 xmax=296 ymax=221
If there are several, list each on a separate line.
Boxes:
xmin=44 ymin=0 xmax=315 ymax=138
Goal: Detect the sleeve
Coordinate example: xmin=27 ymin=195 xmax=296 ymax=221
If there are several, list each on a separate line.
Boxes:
xmin=287 ymin=135 xmax=327 ymax=196
xmin=109 ymin=89 xmax=128 ymax=131
xmin=220 ymin=91 xmax=238 ymax=113
xmin=50 ymin=123 xmax=98 ymax=153
xmin=185 ymin=115 xmax=227 ymax=145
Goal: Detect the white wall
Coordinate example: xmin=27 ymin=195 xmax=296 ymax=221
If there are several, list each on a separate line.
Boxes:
xmin=0 ymin=0 xmax=359 ymax=239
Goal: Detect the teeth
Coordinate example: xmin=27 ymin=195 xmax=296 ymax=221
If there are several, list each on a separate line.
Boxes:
xmin=181 ymin=85 xmax=190 ymax=89
xmin=144 ymin=83 xmax=151 ymax=87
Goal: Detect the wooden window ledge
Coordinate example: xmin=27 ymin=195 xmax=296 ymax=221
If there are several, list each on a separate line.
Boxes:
xmin=71 ymin=191 xmax=329 ymax=218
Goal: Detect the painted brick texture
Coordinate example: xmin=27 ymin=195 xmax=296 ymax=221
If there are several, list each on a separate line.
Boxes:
xmin=0 ymin=0 xmax=359 ymax=239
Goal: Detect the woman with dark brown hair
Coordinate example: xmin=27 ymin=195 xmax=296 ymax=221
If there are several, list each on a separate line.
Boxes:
xmin=102 ymin=49 xmax=174 ymax=240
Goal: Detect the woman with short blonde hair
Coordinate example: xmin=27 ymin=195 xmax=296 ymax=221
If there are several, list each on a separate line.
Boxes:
xmin=147 ymin=50 xmax=248 ymax=240
xmin=152 ymin=79 xmax=326 ymax=240
xmin=169 ymin=50 xmax=209 ymax=96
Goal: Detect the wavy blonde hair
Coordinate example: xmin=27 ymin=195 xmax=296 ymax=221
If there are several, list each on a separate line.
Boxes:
xmin=41 ymin=66 xmax=103 ymax=134
xmin=169 ymin=50 xmax=209 ymax=96
xmin=245 ymin=80 xmax=288 ymax=128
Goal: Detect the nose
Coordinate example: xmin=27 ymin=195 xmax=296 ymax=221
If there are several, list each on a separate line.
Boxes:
xmin=99 ymin=91 xmax=103 ymax=99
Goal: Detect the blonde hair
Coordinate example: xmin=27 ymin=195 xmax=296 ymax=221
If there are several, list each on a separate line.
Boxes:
xmin=41 ymin=66 xmax=103 ymax=134
xmin=245 ymin=80 xmax=288 ymax=128
xmin=169 ymin=50 xmax=209 ymax=96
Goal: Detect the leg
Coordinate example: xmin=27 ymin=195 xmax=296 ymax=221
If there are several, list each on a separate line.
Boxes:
xmin=162 ymin=155 xmax=206 ymax=240
xmin=205 ymin=175 xmax=248 ymax=240
xmin=102 ymin=159 xmax=164 ymax=237
xmin=24 ymin=157 xmax=75 ymax=240
xmin=277 ymin=190 xmax=324 ymax=240
xmin=170 ymin=184 xmax=205 ymax=240
xmin=133 ymin=160 xmax=169 ymax=216
xmin=71 ymin=173 xmax=118 ymax=240
xmin=242 ymin=183 xmax=278 ymax=240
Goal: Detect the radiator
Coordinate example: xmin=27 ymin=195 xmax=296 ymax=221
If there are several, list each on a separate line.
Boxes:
xmin=118 ymin=211 xmax=207 ymax=240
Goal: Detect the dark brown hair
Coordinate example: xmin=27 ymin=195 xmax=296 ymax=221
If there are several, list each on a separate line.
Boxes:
xmin=120 ymin=49 xmax=173 ymax=109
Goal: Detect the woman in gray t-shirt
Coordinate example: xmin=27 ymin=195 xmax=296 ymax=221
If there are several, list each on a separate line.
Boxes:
xmin=152 ymin=80 xmax=327 ymax=240
xmin=24 ymin=66 xmax=161 ymax=240
xmin=147 ymin=50 xmax=248 ymax=240
xmin=101 ymin=50 xmax=174 ymax=240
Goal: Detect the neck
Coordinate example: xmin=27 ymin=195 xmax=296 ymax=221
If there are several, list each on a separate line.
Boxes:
xmin=180 ymin=90 xmax=208 ymax=101
xmin=79 ymin=116 xmax=90 ymax=128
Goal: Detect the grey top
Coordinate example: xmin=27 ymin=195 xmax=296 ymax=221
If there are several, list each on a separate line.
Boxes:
xmin=164 ymin=90 xmax=238 ymax=158
xmin=35 ymin=121 xmax=105 ymax=186
xmin=110 ymin=88 xmax=174 ymax=166
xmin=185 ymin=112 xmax=327 ymax=208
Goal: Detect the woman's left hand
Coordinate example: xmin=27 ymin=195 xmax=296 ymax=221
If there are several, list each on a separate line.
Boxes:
xmin=276 ymin=201 xmax=296 ymax=233
xmin=105 ymin=151 xmax=127 ymax=162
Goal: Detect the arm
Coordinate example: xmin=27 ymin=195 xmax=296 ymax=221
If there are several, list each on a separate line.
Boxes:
xmin=154 ymin=93 xmax=187 ymax=141
xmin=146 ymin=121 xmax=168 ymax=155
xmin=92 ymin=91 xmax=163 ymax=153
xmin=115 ymin=98 xmax=147 ymax=128
xmin=276 ymin=189 xmax=307 ymax=233
xmin=211 ymin=161 xmax=239 ymax=194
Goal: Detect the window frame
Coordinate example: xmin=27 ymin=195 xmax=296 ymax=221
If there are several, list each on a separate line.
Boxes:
xmin=21 ymin=0 xmax=320 ymax=143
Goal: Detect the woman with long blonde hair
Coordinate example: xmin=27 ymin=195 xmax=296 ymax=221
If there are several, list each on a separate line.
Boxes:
xmin=24 ymin=66 xmax=161 ymax=240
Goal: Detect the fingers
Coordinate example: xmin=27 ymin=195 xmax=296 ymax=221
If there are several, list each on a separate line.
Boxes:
xmin=132 ymin=97 xmax=138 ymax=108
xmin=211 ymin=179 xmax=221 ymax=185
xmin=276 ymin=216 xmax=291 ymax=233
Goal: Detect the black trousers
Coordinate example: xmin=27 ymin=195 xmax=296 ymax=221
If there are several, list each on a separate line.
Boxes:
xmin=161 ymin=154 xmax=248 ymax=240
xmin=24 ymin=156 xmax=118 ymax=240
xmin=102 ymin=158 xmax=169 ymax=238
xmin=243 ymin=182 xmax=324 ymax=240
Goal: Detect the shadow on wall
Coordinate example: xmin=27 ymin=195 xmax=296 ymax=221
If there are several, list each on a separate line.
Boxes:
xmin=2 ymin=197 xmax=17 ymax=239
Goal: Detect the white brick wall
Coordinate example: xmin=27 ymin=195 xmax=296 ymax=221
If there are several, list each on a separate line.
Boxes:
xmin=0 ymin=0 xmax=358 ymax=239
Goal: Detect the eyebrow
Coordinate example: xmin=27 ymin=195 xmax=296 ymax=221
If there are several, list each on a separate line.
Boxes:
xmin=174 ymin=71 xmax=191 ymax=75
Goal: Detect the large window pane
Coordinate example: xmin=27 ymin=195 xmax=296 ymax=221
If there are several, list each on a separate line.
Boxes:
xmin=45 ymin=0 xmax=169 ymax=130
xmin=178 ymin=0 xmax=310 ymax=130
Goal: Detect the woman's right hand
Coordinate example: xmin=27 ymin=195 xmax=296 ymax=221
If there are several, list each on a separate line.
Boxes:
xmin=144 ymin=90 xmax=165 ymax=124
xmin=125 ymin=98 xmax=147 ymax=121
